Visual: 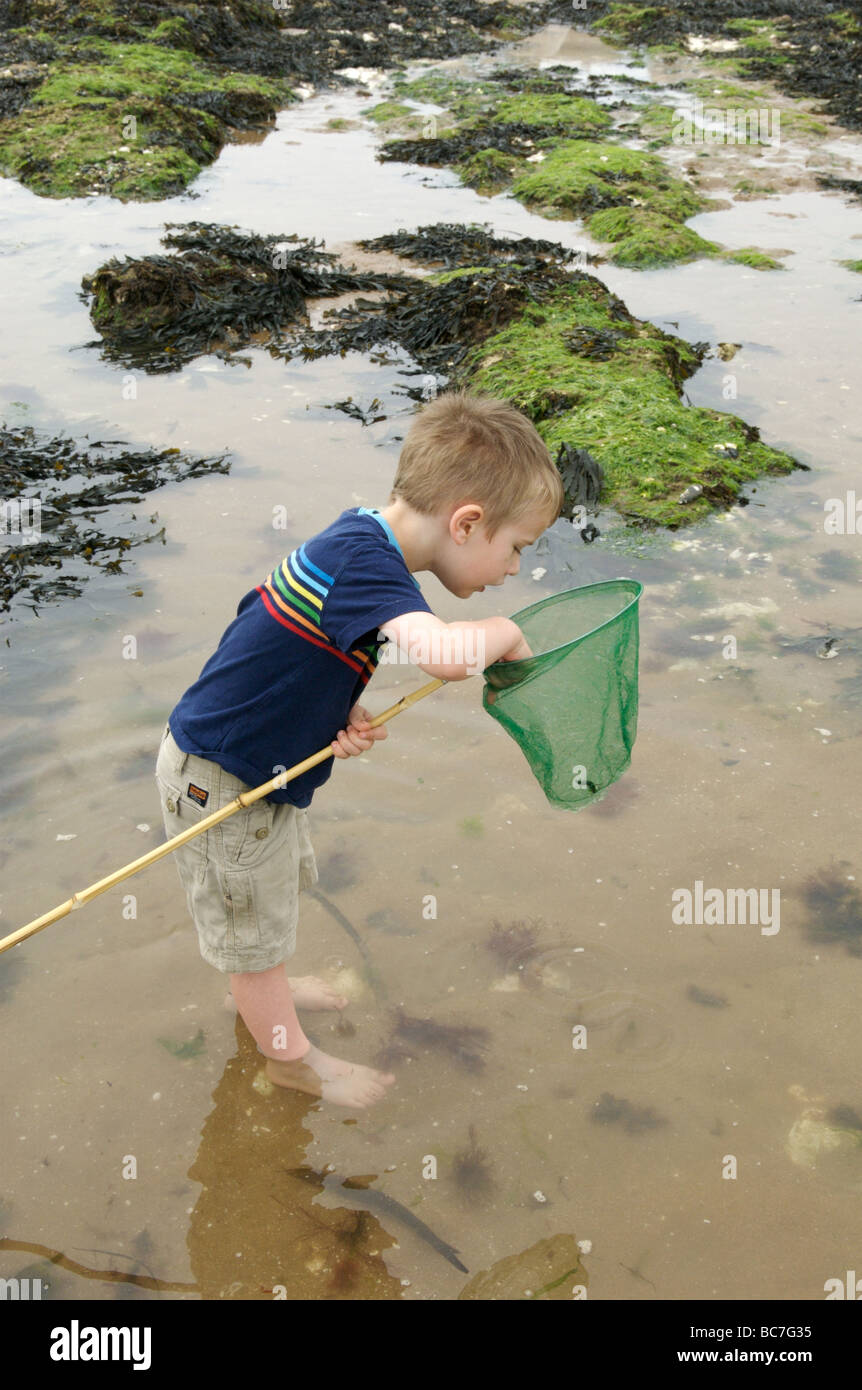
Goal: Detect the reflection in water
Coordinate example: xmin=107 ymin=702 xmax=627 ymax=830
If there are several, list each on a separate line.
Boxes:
xmin=186 ymin=1021 xmax=403 ymax=1300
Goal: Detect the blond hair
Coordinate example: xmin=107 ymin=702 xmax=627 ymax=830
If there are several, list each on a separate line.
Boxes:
xmin=388 ymin=390 xmax=564 ymax=540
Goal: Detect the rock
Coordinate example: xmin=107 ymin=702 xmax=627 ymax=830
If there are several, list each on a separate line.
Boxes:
xmin=458 ymin=1235 xmax=587 ymax=1300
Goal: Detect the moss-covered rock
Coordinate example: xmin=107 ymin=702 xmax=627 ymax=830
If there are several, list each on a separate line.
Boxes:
xmin=458 ymin=273 xmax=799 ymax=527
xmin=455 ymin=148 xmax=523 ymax=195
xmin=724 ymin=247 xmax=785 ymax=270
xmin=589 ymin=207 xmax=720 ymax=267
xmin=0 ymin=34 xmax=292 ymax=199
xmin=511 ymin=141 xmax=705 ymax=220
xmin=362 ymin=101 xmax=415 ymax=124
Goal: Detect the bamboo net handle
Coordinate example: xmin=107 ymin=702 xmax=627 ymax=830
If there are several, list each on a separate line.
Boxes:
xmin=0 ymin=676 xmax=447 ymax=956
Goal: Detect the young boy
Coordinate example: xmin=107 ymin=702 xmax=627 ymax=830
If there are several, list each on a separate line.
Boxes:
xmin=155 ymin=390 xmax=564 ymax=1109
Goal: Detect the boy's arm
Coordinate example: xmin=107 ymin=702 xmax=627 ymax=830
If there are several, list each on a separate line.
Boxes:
xmin=378 ymin=610 xmax=529 ymax=681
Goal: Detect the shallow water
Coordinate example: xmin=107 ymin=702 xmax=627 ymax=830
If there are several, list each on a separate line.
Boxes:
xmin=1 ymin=25 xmax=862 ymax=1301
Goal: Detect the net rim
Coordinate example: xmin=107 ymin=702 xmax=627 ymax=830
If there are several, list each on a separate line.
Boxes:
xmin=483 ymin=577 xmax=643 ymax=689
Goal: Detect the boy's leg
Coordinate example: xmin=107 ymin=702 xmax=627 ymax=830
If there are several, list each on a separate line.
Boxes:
xmin=230 ymin=964 xmax=396 ymax=1109
xmin=155 ymin=728 xmax=395 ymax=1109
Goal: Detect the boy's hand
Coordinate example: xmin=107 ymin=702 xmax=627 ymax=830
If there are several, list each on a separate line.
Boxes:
xmin=330 ymin=703 xmax=389 ymax=759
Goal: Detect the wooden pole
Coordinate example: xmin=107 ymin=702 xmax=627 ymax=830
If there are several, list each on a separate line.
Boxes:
xmin=1 ymin=676 xmax=446 ymax=956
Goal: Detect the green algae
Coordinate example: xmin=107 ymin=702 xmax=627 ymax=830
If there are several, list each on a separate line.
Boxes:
xmin=688 ymin=79 xmax=771 ymax=105
xmin=0 ymin=34 xmax=292 ymax=200
xmin=508 ymin=140 xmax=717 ymax=266
xmin=724 ymin=247 xmax=785 ymax=270
xmin=593 ymin=5 xmax=666 ymax=43
xmin=455 ymin=147 xmax=523 ymax=195
xmin=840 ymin=258 xmax=862 ymax=273
xmin=457 ymin=275 xmax=799 ymax=528
xmin=734 ymin=179 xmax=778 ymax=199
xmin=362 ymin=101 xmax=415 ymax=124
xmin=588 ymin=207 xmax=720 ymax=268
xmin=629 ymin=101 xmax=678 ymax=146
xmin=390 ymin=72 xmax=491 ymax=123
xmin=429 ymin=265 xmax=496 ymax=285
xmin=158 ymin=1028 xmax=206 ymax=1060
xmin=511 ymin=140 xmax=703 ymax=217
xmin=380 ymin=70 xmax=764 ymax=270
xmin=479 ymin=92 xmax=611 ymax=134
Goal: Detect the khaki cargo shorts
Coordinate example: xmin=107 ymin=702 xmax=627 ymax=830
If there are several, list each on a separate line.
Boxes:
xmin=154 ymin=723 xmax=318 ymax=973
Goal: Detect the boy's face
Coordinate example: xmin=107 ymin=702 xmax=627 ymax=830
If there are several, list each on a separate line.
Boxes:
xmin=440 ymin=503 xmax=552 ymax=598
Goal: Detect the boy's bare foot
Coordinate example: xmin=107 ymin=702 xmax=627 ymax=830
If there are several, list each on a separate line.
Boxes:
xmin=265 ymin=1042 xmax=396 ymax=1109
xmin=288 ymin=976 xmax=350 ymax=1011
xmin=224 ymin=976 xmax=349 ymax=1014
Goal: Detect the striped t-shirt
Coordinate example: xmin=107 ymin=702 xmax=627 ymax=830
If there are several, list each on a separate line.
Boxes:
xmin=167 ymin=507 xmax=434 ymax=806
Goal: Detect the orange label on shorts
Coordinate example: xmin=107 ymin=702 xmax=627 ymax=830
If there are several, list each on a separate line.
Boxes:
xmin=187 ymin=782 xmax=209 ymax=807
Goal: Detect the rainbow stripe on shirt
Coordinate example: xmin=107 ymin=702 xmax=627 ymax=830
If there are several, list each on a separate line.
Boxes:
xmin=255 ymin=543 xmax=378 ymax=684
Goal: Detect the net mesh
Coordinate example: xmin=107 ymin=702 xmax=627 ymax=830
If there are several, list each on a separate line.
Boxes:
xmin=481 ymin=579 xmax=642 ymax=810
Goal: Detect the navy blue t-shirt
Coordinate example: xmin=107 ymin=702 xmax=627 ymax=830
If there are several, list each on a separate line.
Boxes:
xmin=167 ymin=508 xmax=434 ymax=806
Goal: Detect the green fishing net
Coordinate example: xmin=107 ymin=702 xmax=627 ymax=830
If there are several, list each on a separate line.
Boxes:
xmin=482 ymin=579 xmax=643 ymax=810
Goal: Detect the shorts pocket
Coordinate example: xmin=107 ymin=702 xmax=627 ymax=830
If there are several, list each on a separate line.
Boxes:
xmin=217 ymin=794 xmax=277 ymax=869
xmin=157 ymin=774 xmax=209 ymax=870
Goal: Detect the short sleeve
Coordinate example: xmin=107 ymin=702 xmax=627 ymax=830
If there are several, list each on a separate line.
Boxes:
xmin=322 ymin=543 xmax=435 ymax=653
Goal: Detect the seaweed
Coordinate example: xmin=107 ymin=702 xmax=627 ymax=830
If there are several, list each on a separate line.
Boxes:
xmin=451 ymin=1125 xmax=496 ymax=1204
xmin=358 ymin=222 xmax=580 ymax=272
xmin=80 ymin=221 xmax=415 ymax=373
xmin=300 ymin=257 xmax=575 ymax=377
xmin=376 ymin=1009 xmax=490 ymax=1073
xmin=484 ymin=918 xmax=542 ymax=970
xmin=826 ymin=1104 xmax=862 ymax=1133
xmin=588 ymin=1 xmax=862 ymax=135
xmin=818 ymin=174 xmax=862 ymax=203
xmin=0 ymin=424 xmax=229 ymax=617
xmin=157 ymin=1027 xmax=205 ymax=1059
xmin=686 ymin=984 xmax=729 ymax=1008
xmin=800 ymin=863 xmax=862 ymax=956
xmin=555 ymin=444 xmax=604 ymax=507
xmin=0 ymin=1 xmax=575 ymax=199
xmin=591 ymin=1091 xmax=667 ymax=1134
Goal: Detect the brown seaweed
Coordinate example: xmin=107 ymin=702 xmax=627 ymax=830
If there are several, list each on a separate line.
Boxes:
xmin=591 ymin=1092 xmax=667 ymax=1135
xmin=484 ymin=918 xmax=542 ymax=973
xmin=80 ymin=222 xmax=415 ymax=373
xmin=377 ymin=1008 xmax=490 ymax=1073
xmin=0 ymin=425 xmax=228 ymax=617
xmin=686 ymin=985 xmax=729 ymax=1009
xmin=358 ymin=222 xmax=581 ymax=272
xmin=800 ymin=863 xmax=862 ymax=956
xmin=451 ymin=1125 xmax=496 ymax=1204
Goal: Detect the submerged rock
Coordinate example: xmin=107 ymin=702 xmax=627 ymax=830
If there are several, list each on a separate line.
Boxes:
xmin=458 ymin=1234 xmax=587 ymax=1299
